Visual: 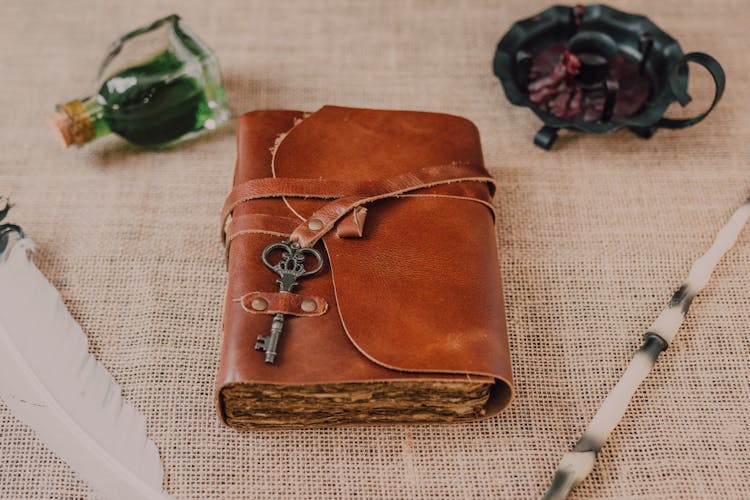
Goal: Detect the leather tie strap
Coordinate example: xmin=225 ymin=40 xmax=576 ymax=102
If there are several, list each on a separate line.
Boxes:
xmin=289 ymin=163 xmax=496 ymax=247
xmin=224 ymin=214 xmax=303 ymax=262
xmin=220 ymin=177 xmax=357 ymax=243
xmin=225 ymin=213 xmax=301 ymax=244
xmin=220 ymin=162 xmax=495 ymax=247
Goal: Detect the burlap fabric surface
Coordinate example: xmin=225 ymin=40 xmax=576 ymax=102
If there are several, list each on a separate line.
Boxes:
xmin=1 ymin=0 xmax=748 ymax=498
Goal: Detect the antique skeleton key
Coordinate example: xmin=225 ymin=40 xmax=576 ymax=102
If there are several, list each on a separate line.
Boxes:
xmin=255 ymin=240 xmax=323 ymax=363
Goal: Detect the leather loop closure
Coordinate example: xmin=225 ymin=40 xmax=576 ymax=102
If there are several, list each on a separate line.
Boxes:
xmin=224 ymin=214 xmax=302 ymax=263
xmin=336 ymin=207 xmax=368 ymax=238
xmin=226 ymin=213 xmax=300 ymax=245
xmin=220 ymin=162 xmax=496 ymax=247
xmin=238 ymin=291 xmax=329 ymax=317
xmin=290 ymin=163 xmax=496 ymax=247
xmin=221 ymin=178 xmax=355 ymax=243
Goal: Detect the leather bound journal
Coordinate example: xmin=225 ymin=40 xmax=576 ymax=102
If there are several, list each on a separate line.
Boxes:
xmin=216 ymin=106 xmax=513 ymax=429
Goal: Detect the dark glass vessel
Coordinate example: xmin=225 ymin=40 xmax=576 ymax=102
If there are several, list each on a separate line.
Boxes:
xmin=50 ymin=15 xmax=229 ymax=148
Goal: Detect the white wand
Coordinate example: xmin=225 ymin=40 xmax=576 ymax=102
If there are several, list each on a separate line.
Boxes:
xmin=543 ymin=196 xmax=750 ymax=500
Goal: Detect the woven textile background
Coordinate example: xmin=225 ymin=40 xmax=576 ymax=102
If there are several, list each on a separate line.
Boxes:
xmin=1 ymin=0 xmax=748 ymax=498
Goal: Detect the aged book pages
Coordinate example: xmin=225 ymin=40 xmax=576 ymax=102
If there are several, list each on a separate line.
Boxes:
xmin=222 ymin=380 xmax=493 ymax=429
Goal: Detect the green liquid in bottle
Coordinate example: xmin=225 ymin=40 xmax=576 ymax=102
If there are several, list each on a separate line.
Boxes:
xmin=50 ymin=15 xmax=229 ymax=149
xmin=99 ymin=50 xmax=214 ymax=146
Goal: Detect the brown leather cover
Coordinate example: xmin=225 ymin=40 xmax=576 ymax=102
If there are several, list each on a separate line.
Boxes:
xmin=216 ymin=105 xmax=513 ymax=426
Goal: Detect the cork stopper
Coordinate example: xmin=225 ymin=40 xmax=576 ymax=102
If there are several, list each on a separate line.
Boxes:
xmin=47 ymin=111 xmax=75 ymax=148
xmin=47 ymin=100 xmax=95 ymax=148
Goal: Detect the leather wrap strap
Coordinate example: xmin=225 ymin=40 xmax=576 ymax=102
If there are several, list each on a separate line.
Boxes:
xmin=225 ymin=214 xmax=301 ymax=246
xmin=289 ymin=163 xmax=495 ymax=247
xmin=221 ymin=178 xmax=352 ymax=242
xmin=221 ymin=162 xmax=496 ymax=247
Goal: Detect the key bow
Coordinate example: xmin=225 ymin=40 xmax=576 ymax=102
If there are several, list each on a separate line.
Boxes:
xmin=261 ymin=240 xmax=323 ymax=292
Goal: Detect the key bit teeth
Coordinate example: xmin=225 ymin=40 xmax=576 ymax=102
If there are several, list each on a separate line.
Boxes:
xmin=255 ymin=335 xmax=267 ymax=351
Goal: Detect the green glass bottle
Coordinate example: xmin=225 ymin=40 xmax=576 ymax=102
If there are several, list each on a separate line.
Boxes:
xmin=49 ymin=14 xmax=229 ymax=149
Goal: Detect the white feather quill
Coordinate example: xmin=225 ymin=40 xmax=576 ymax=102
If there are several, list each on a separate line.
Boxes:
xmin=0 ymin=236 xmax=171 ymax=500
